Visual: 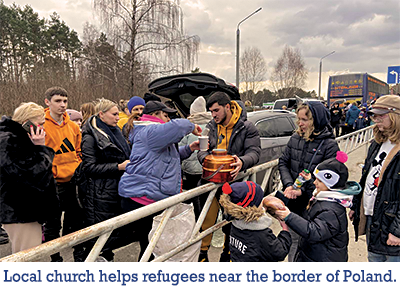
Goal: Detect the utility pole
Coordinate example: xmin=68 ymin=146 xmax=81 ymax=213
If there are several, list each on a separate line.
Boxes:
xmin=318 ymin=51 xmax=335 ymax=100
xmin=236 ymin=8 xmax=262 ymax=89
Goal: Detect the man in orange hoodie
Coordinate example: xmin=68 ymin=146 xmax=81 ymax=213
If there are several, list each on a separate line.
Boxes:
xmin=43 ymin=86 xmax=84 ymax=262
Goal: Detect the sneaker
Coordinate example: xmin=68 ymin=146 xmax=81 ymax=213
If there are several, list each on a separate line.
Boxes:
xmin=198 ymin=250 xmax=209 ymax=262
xmin=95 ymin=256 xmax=113 ymax=262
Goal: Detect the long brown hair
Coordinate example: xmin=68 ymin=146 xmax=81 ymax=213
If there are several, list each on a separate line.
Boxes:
xmin=80 ymin=102 xmax=96 ymax=126
xmin=295 ymin=104 xmax=315 ymax=141
xmin=124 ymin=112 xmax=142 ymax=135
xmin=373 ymin=112 xmax=400 ymax=144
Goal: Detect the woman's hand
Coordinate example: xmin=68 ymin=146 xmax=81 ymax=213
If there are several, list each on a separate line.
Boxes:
xmin=284 ymin=186 xmax=301 ymax=199
xmin=348 ymin=210 xmax=355 ymax=221
xmin=192 ymin=124 xmax=202 ymax=136
xmin=29 ymin=125 xmax=46 ymax=146
xmin=118 ymin=160 xmax=130 ymax=171
xmin=189 ymin=140 xmax=200 ymax=152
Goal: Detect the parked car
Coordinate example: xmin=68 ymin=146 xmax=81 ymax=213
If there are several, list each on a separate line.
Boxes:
xmin=247 ymin=110 xmax=297 ymax=193
xmin=148 ymin=73 xmax=297 ymax=194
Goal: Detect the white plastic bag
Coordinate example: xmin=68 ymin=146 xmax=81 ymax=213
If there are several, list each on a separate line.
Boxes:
xmin=149 ymin=203 xmax=201 ymax=262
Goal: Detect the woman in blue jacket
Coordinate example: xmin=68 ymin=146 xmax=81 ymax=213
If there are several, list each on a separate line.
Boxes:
xmin=118 ymin=101 xmax=201 ymax=260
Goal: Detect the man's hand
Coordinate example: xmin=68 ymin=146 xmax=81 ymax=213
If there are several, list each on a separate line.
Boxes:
xmin=230 ymin=155 xmax=243 ymax=180
xmin=283 ymin=186 xmax=301 ymax=199
xmin=387 ymin=233 xmax=400 ymax=246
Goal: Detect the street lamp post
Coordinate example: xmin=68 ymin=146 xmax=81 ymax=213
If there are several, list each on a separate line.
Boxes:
xmin=318 ymin=51 xmax=335 ymax=100
xmin=236 ymin=7 xmax=262 ymax=89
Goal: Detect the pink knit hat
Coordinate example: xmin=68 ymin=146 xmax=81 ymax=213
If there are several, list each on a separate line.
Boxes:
xmin=66 ymin=109 xmax=82 ymax=121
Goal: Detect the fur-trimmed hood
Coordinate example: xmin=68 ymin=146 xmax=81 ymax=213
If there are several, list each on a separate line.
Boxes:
xmin=220 ymin=194 xmax=270 ymax=225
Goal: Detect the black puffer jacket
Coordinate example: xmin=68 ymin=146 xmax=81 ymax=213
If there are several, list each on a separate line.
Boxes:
xmin=286 ymin=200 xmax=349 ymax=262
xmin=278 ymin=128 xmax=339 ymax=215
xmin=198 ymin=101 xmax=261 ymax=171
xmin=0 ymin=116 xmax=59 ymax=224
xmin=352 ymin=140 xmax=400 ymax=256
xmin=80 ymin=116 xmax=129 ymax=226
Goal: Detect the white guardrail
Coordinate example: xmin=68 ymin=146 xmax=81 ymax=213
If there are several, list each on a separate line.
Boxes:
xmin=0 ymin=126 xmax=374 ymax=262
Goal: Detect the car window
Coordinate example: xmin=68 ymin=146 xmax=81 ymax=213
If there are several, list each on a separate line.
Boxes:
xmin=289 ymin=115 xmax=297 ymax=127
xmin=256 ymin=116 xmax=295 ymax=138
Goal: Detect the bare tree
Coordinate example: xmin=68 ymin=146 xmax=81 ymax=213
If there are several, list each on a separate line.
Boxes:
xmin=92 ymin=0 xmax=200 ymax=95
xmin=240 ymin=46 xmax=267 ymax=106
xmin=270 ymin=45 xmax=308 ymax=99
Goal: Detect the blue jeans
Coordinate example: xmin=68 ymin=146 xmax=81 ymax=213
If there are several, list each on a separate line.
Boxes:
xmin=365 ymin=215 xmax=400 ymax=262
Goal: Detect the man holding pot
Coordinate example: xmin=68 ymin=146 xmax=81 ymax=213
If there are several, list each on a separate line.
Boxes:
xmin=197 ymin=92 xmax=261 ymax=262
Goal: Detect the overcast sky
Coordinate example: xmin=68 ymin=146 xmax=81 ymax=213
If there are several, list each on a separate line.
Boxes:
xmin=4 ymin=0 xmax=400 ymax=97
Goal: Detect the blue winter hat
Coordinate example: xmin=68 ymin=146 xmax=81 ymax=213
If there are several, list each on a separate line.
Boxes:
xmin=222 ymin=181 xmax=264 ymax=208
xmin=127 ymin=96 xmax=146 ymax=113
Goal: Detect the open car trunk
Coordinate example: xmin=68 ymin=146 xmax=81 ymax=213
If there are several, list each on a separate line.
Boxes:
xmin=148 ymin=73 xmax=240 ymax=117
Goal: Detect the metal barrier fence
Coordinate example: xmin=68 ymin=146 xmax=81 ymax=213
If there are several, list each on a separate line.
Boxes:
xmin=0 ymin=126 xmax=374 ymax=262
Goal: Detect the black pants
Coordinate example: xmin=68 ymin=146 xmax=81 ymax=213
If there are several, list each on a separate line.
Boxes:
xmin=121 ymin=197 xmax=160 ymax=261
xmin=43 ymin=181 xmax=86 ymax=261
xmin=183 ymin=173 xmax=203 ymax=219
xmin=331 ymin=122 xmax=340 ymax=137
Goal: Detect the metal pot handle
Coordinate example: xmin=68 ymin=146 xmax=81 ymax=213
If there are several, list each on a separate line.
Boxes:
xmin=202 ymin=164 xmax=225 ymax=181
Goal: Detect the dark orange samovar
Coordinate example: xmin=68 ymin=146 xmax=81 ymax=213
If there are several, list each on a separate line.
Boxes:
xmin=202 ymin=149 xmax=235 ymax=183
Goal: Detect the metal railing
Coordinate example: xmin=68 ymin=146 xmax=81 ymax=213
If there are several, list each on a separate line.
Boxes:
xmin=0 ymin=126 xmax=374 ymax=262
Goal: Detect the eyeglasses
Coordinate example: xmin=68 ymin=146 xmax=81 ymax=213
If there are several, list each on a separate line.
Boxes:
xmin=369 ymin=113 xmax=389 ymax=121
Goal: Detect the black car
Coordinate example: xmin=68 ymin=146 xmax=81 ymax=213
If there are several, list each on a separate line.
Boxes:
xmin=148 ymin=72 xmax=240 ymax=117
xmin=148 ymin=73 xmax=297 ymax=193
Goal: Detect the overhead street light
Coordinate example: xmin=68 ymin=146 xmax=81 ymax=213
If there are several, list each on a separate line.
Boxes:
xmin=318 ymin=50 xmax=335 ymax=100
xmin=236 ymin=7 xmax=262 ymax=89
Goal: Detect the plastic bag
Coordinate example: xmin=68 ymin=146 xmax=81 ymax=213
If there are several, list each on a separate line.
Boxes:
xmin=149 ymin=203 xmax=201 ymax=262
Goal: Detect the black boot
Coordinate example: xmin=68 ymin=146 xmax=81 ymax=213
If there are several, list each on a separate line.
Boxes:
xmin=50 ymin=252 xmax=63 ymax=262
xmin=0 ymin=226 xmax=9 ymax=245
xmin=198 ymin=249 xmax=209 ymax=262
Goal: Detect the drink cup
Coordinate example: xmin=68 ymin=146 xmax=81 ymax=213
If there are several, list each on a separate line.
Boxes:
xmin=198 ymin=136 xmax=209 ymax=151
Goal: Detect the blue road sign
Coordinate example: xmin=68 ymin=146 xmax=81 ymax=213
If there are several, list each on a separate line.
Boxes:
xmin=387 ymin=66 xmax=400 ymax=84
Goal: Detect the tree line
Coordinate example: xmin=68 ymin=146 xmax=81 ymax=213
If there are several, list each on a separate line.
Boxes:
xmin=0 ymin=1 xmax=313 ymax=116
xmin=0 ymin=0 xmax=199 ymax=115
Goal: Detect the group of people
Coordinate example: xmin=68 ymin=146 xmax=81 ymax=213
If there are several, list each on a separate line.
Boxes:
xmin=0 ymin=86 xmax=399 ymax=263
xmin=329 ymin=100 xmax=371 ymax=137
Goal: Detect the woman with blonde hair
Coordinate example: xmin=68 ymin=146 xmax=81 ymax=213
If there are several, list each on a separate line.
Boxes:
xmin=349 ymin=95 xmax=400 ymax=262
xmin=278 ymin=101 xmax=339 ymax=261
xmin=80 ymin=98 xmax=131 ymax=261
xmin=0 ymin=102 xmax=59 ymax=253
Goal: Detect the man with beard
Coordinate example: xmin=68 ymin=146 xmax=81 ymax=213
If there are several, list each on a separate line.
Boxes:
xmin=197 ymin=92 xmax=261 ymax=262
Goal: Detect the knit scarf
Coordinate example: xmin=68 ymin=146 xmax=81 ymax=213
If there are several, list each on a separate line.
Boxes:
xmin=95 ymin=116 xmax=131 ymax=159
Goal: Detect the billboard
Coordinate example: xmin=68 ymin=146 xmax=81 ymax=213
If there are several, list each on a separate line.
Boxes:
xmin=329 ymin=74 xmax=364 ymax=97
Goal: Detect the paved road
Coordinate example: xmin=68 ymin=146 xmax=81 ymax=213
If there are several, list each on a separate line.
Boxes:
xmin=0 ymin=146 xmax=368 ymax=262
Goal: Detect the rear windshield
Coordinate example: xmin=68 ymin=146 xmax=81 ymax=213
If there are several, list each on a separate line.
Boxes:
xmin=273 ymin=100 xmax=288 ymax=109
